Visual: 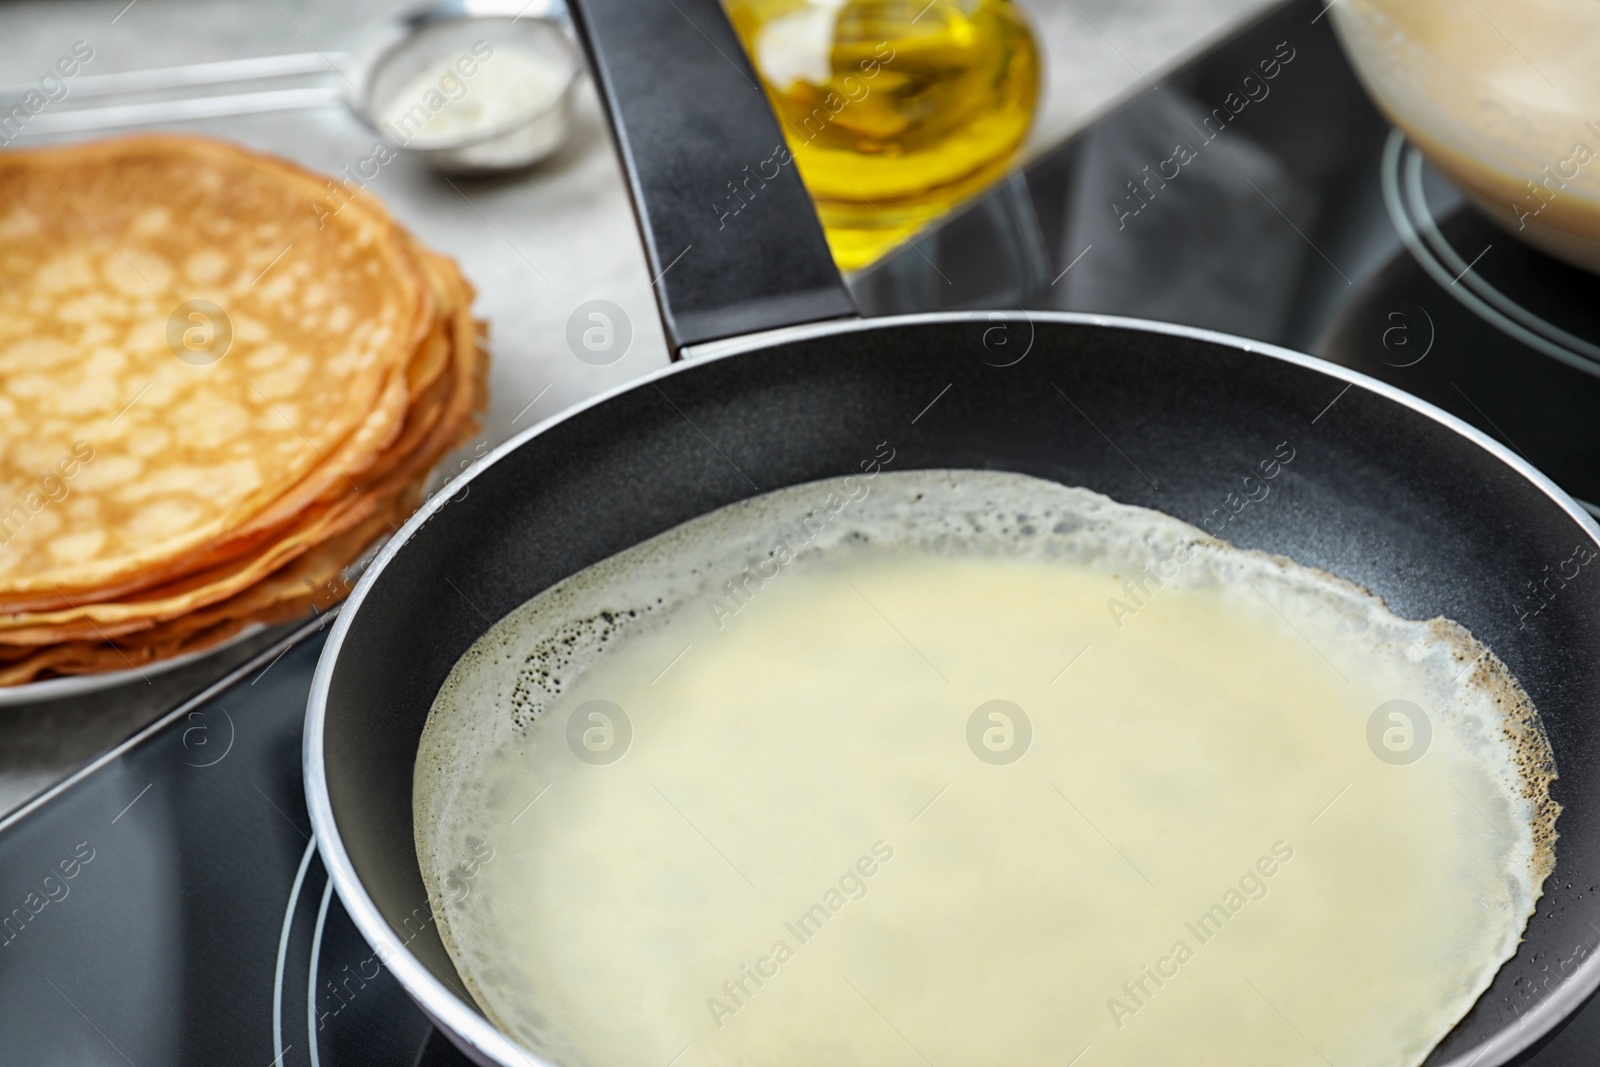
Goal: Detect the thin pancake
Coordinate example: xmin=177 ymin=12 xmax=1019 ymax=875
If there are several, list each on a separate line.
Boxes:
xmin=0 ymin=253 xmax=484 ymax=643
xmin=0 ymin=236 xmax=470 ymax=625
xmin=0 ymin=497 xmax=408 ymax=685
xmin=0 ymin=134 xmax=430 ymax=607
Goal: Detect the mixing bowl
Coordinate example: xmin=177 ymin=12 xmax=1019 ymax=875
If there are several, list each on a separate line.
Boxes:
xmin=1331 ymin=0 xmax=1600 ymax=273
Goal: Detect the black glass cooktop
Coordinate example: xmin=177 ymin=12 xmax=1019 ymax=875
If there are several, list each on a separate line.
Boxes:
xmin=0 ymin=624 xmax=474 ymax=1067
xmin=3 ymin=0 xmax=1598 ymax=1063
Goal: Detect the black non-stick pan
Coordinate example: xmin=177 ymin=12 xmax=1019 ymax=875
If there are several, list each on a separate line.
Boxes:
xmin=305 ymin=0 xmax=1600 ymax=1063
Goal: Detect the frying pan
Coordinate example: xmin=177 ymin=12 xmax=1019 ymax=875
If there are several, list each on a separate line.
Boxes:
xmin=304 ymin=0 xmax=1600 ymax=1063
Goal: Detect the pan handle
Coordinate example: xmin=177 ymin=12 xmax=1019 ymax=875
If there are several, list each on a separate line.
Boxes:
xmin=565 ymin=0 xmax=860 ymax=356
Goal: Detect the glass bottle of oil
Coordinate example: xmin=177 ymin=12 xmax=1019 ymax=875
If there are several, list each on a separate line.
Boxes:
xmin=724 ymin=0 xmax=1041 ymax=271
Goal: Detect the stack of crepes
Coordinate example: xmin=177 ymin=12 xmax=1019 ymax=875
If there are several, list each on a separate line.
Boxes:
xmin=0 ymin=135 xmax=487 ymax=686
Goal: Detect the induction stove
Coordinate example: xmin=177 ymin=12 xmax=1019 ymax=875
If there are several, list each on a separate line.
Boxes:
xmin=2 ymin=1 xmax=1597 ymax=1063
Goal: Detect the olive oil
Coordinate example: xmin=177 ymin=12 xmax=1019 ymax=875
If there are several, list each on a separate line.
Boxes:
xmin=725 ymin=0 xmax=1040 ymax=270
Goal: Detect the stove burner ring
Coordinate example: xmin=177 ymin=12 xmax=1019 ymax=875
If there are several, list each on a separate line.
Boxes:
xmin=1381 ymin=130 xmax=1600 ymax=379
xmin=272 ymin=838 xmax=345 ymax=1067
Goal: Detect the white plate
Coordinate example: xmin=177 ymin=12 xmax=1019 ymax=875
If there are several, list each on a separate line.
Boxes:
xmin=0 ymin=623 xmax=266 ymax=707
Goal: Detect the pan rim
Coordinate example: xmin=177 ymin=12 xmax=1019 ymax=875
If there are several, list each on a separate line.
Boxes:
xmin=304 ymin=310 xmax=1600 ymax=1067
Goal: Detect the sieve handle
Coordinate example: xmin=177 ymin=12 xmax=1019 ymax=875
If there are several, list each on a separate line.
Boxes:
xmin=564 ymin=0 xmax=859 ymax=356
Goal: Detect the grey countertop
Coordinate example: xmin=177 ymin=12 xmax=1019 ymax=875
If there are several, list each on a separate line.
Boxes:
xmin=0 ymin=0 xmax=1274 ymax=818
